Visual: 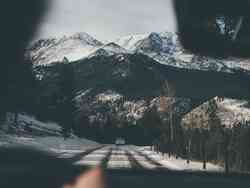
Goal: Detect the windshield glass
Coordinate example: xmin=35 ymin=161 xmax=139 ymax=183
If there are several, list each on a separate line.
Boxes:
xmin=1 ymin=0 xmax=250 ymax=188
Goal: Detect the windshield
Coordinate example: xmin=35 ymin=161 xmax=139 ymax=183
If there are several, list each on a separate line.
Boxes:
xmin=1 ymin=1 xmax=250 ymax=188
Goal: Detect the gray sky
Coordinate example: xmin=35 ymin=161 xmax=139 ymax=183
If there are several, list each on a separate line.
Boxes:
xmin=36 ymin=0 xmax=177 ymax=41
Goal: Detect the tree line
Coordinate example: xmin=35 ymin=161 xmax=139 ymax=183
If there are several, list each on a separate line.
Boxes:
xmin=151 ymin=97 xmax=250 ymax=174
xmin=1 ymin=57 xmax=250 ymax=174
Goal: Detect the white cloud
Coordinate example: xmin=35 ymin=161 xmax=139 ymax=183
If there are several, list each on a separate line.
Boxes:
xmin=36 ymin=0 xmax=177 ymax=41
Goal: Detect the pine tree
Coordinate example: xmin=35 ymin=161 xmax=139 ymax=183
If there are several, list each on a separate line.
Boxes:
xmin=141 ymin=107 xmax=163 ymax=147
xmin=160 ymin=80 xmax=176 ymax=156
xmin=186 ymin=113 xmax=196 ymax=164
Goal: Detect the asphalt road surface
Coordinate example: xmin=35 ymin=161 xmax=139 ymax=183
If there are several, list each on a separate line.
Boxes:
xmin=72 ymin=145 xmax=169 ymax=171
xmin=64 ymin=145 xmax=250 ymax=188
xmin=1 ymin=145 xmax=250 ymax=188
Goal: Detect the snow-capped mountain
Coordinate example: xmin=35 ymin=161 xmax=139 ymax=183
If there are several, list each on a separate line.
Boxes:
xmin=27 ymin=31 xmax=250 ymax=74
xmin=88 ymin=42 xmax=129 ymax=58
xmin=27 ymin=32 xmax=103 ymax=66
xmin=114 ymin=33 xmax=149 ymax=51
xmin=114 ymin=32 xmax=250 ymax=73
xmin=27 ymin=33 xmax=130 ymax=66
xmin=134 ymin=32 xmax=179 ymax=54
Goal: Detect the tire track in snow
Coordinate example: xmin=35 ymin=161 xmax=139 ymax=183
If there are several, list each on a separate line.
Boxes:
xmin=100 ymin=147 xmax=113 ymax=169
xmin=68 ymin=145 xmax=105 ymax=163
xmin=75 ymin=146 xmax=111 ymax=166
xmin=125 ymin=150 xmax=144 ymax=170
xmin=106 ymin=146 xmax=131 ymax=169
xmin=133 ymin=150 xmax=167 ymax=171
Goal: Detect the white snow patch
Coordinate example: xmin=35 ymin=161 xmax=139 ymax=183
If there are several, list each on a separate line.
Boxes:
xmin=0 ymin=114 xmax=100 ymax=157
xmin=137 ymin=146 xmax=223 ymax=172
xmin=182 ymin=97 xmax=250 ymax=129
xmin=28 ymin=32 xmax=103 ymax=66
xmin=95 ymin=91 xmax=123 ymax=103
xmin=114 ymin=34 xmax=149 ymax=51
xmin=217 ymin=98 xmax=250 ymax=127
xmin=123 ymin=101 xmax=148 ymax=120
xmin=19 ymin=114 xmax=61 ymax=132
xmin=75 ymin=89 xmax=92 ymax=103
xmin=75 ymin=146 xmax=110 ymax=166
xmin=175 ymin=53 xmax=194 ymax=63
xmin=107 ymin=148 xmax=131 ymax=169
xmin=0 ymin=133 xmax=99 ymax=152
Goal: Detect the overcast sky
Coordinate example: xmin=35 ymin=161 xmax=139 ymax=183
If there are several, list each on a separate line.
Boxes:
xmin=36 ymin=0 xmax=177 ymax=41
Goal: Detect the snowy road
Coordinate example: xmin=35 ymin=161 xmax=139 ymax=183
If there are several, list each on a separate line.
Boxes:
xmin=64 ymin=145 xmax=223 ymax=172
xmin=74 ymin=145 xmax=164 ymax=170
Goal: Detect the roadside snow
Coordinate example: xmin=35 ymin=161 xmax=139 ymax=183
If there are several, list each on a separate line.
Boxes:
xmin=19 ymin=114 xmax=62 ymax=132
xmin=0 ymin=134 xmax=98 ymax=151
xmin=138 ymin=146 xmax=223 ymax=172
xmin=0 ymin=114 xmax=100 ymax=157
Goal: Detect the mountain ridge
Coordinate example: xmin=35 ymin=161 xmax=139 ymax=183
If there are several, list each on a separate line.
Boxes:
xmin=27 ymin=31 xmax=250 ymax=74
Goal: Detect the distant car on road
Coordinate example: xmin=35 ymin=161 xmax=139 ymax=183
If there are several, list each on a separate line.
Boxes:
xmin=115 ymin=138 xmax=126 ymax=145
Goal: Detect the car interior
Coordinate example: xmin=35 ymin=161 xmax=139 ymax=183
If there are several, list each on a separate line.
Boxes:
xmin=1 ymin=0 xmax=250 ymax=188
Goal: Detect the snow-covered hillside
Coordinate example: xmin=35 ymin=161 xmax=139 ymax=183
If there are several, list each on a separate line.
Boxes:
xmin=0 ymin=114 xmax=99 ymax=154
xmin=137 ymin=146 xmax=223 ymax=172
xmin=182 ymin=98 xmax=250 ymax=129
xmin=217 ymin=98 xmax=250 ymax=127
xmin=114 ymin=32 xmax=250 ymax=73
xmin=1 ymin=113 xmax=62 ymax=136
xmin=75 ymin=88 xmax=191 ymax=125
xmin=27 ymin=32 xmax=103 ymax=66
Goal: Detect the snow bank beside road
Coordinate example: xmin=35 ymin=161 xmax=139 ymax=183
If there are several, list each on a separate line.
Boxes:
xmin=0 ymin=114 xmax=100 ymax=156
xmin=138 ymin=146 xmax=223 ymax=172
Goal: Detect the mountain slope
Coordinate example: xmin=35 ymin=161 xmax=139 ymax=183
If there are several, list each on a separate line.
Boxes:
xmin=114 ymin=33 xmax=149 ymax=51
xmin=27 ymin=32 xmax=103 ymax=66
xmin=31 ymin=50 xmax=250 ymax=144
xmin=88 ymin=42 xmax=129 ymax=58
xmin=28 ymin=31 xmax=250 ymax=74
xmin=182 ymin=98 xmax=250 ymax=129
xmin=35 ymin=53 xmax=250 ymax=127
xmin=115 ymin=32 xmax=250 ymax=74
xmin=35 ymin=54 xmax=193 ymax=127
